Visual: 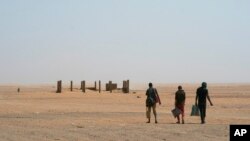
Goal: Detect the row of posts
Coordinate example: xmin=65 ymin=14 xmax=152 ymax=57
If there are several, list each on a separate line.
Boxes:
xmin=56 ymin=80 xmax=129 ymax=94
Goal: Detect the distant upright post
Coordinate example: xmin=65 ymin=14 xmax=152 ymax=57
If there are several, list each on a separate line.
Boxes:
xmin=70 ymin=81 xmax=73 ymax=91
xmin=95 ymin=81 xmax=97 ymax=90
xmin=80 ymin=81 xmax=83 ymax=90
xmin=126 ymin=80 xmax=130 ymax=93
xmin=109 ymin=81 xmax=112 ymax=93
xmin=124 ymin=81 xmax=126 ymax=88
xmin=57 ymin=80 xmax=62 ymax=93
xmin=99 ymin=80 xmax=101 ymax=93
xmin=81 ymin=81 xmax=83 ymax=91
xmin=82 ymin=81 xmax=85 ymax=93
xmin=122 ymin=80 xmax=126 ymax=93
xmin=122 ymin=80 xmax=129 ymax=93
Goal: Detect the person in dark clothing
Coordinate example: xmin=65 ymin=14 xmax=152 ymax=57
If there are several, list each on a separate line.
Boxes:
xmin=146 ymin=82 xmax=161 ymax=123
xmin=175 ymin=85 xmax=186 ymax=124
xmin=195 ymin=82 xmax=213 ymax=124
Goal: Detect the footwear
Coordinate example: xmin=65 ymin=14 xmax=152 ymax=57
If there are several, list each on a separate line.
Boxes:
xmin=176 ymin=121 xmax=180 ymax=124
xmin=182 ymin=120 xmax=185 ymax=124
xmin=155 ymin=121 xmax=158 ymax=124
xmin=146 ymin=121 xmax=150 ymax=123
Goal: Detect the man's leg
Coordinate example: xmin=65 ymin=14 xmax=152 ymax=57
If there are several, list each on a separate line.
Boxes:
xmin=146 ymin=106 xmax=151 ymax=123
xmin=152 ymin=104 xmax=157 ymax=123
xmin=181 ymin=107 xmax=185 ymax=124
xmin=198 ymin=105 xmax=204 ymax=124
xmin=181 ymin=114 xmax=184 ymax=124
xmin=203 ymin=105 xmax=207 ymax=123
xmin=199 ymin=105 xmax=205 ymax=124
xmin=176 ymin=106 xmax=180 ymax=123
xmin=176 ymin=115 xmax=180 ymax=124
xmin=181 ymin=105 xmax=185 ymax=124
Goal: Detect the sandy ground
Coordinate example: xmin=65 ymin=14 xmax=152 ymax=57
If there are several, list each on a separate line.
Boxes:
xmin=0 ymin=83 xmax=250 ymax=141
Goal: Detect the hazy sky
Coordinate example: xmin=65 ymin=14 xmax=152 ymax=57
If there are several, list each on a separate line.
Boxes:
xmin=0 ymin=0 xmax=249 ymax=84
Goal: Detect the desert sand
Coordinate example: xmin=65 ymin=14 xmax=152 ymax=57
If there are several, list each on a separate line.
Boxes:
xmin=0 ymin=83 xmax=250 ymax=141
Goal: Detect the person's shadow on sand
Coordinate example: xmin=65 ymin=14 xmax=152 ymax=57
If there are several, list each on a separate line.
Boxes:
xmin=154 ymin=122 xmax=201 ymax=125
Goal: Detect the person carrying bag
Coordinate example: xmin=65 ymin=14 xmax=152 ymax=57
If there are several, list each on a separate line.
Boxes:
xmin=145 ymin=82 xmax=161 ymax=123
xmin=173 ymin=86 xmax=186 ymax=124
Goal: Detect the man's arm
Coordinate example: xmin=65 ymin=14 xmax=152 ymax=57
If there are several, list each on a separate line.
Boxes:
xmin=207 ymin=91 xmax=213 ymax=106
xmin=183 ymin=91 xmax=186 ymax=104
xmin=155 ymin=89 xmax=161 ymax=105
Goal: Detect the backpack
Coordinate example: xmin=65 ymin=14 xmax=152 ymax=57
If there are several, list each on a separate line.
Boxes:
xmin=146 ymin=88 xmax=156 ymax=107
xmin=146 ymin=97 xmax=155 ymax=107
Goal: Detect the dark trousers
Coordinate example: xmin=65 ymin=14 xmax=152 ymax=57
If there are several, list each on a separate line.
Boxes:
xmin=198 ymin=104 xmax=206 ymax=122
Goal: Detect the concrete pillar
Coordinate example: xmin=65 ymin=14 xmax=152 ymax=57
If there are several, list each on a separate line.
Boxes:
xmin=99 ymin=80 xmax=101 ymax=93
xmin=126 ymin=80 xmax=130 ymax=93
xmin=109 ymin=81 xmax=112 ymax=93
xmin=57 ymin=80 xmax=62 ymax=93
xmin=95 ymin=81 xmax=97 ymax=90
xmin=122 ymin=81 xmax=126 ymax=93
xmin=70 ymin=81 xmax=73 ymax=91
xmin=82 ymin=81 xmax=85 ymax=93
xmin=122 ymin=80 xmax=129 ymax=93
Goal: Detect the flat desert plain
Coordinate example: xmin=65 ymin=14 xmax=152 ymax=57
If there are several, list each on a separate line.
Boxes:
xmin=0 ymin=83 xmax=250 ymax=141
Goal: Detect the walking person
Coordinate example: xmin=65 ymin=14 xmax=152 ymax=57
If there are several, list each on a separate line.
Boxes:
xmin=146 ymin=82 xmax=161 ymax=123
xmin=175 ymin=85 xmax=186 ymax=124
xmin=195 ymin=82 xmax=213 ymax=124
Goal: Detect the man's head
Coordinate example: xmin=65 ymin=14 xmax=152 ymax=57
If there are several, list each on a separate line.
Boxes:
xmin=149 ymin=82 xmax=153 ymax=87
xmin=202 ymin=82 xmax=207 ymax=88
xmin=178 ymin=85 xmax=182 ymax=90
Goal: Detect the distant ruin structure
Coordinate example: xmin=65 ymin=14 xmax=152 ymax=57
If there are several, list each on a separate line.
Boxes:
xmin=70 ymin=81 xmax=73 ymax=91
xmin=106 ymin=81 xmax=117 ymax=93
xmin=56 ymin=79 xmax=129 ymax=94
xmin=56 ymin=80 xmax=62 ymax=93
xmin=122 ymin=80 xmax=130 ymax=93
xmin=81 ymin=81 xmax=85 ymax=93
xmin=99 ymin=80 xmax=101 ymax=93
